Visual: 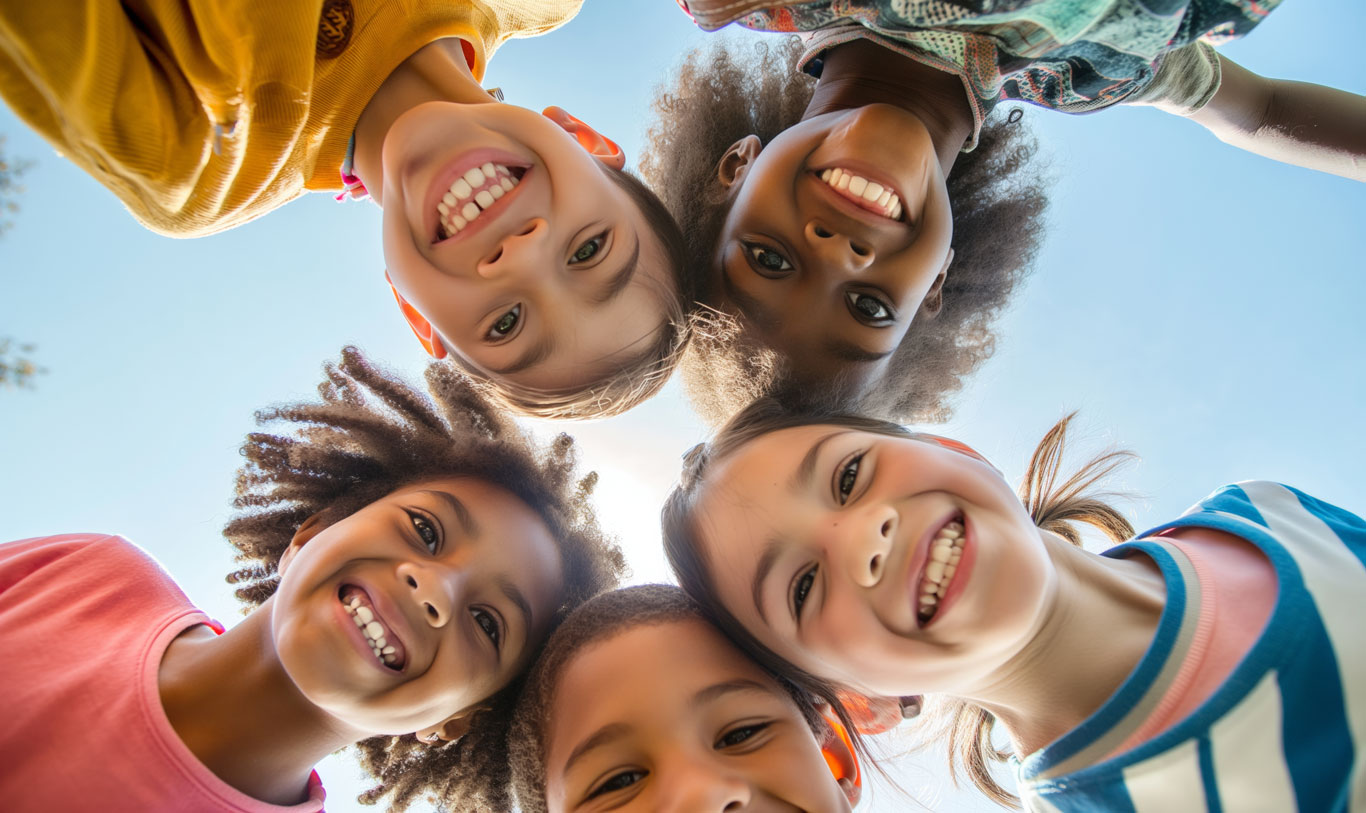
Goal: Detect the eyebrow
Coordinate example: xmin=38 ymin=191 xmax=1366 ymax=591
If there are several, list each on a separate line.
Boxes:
xmin=422 ymin=490 xmax=480 ymax=539
xmin=751 ymin=431 xmax=847 ymax=626
xmin=590 ymin=236 xmax=641 ymax=305
xmin=691 ymin=678 xmax=773 ymax=707
xmin=822 ymin=337 xmax=892 ymax=364
xmin=562 ymin=722 xmax=631 ymax=776
xmin=485 ymin=332 xmax=555 ymax=376
xmin=498 ymin=575 xmax=535 ymax=639
xmin=721 ymin=271 xmax=783 ymax=333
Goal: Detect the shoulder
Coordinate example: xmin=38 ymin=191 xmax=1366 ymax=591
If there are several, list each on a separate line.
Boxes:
xmin=0 ymin=533 xmax=177 ymax=597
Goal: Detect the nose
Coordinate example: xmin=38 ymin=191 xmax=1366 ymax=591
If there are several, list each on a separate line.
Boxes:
xmin=476 ymin=218 xmax=549 ymax=280
xmin=657 ymin=756 xmax=753 ymax=813
xmin=396 ymin=560 xmax=462 ymax=627
xmin=805 ymin=220 xmax=875 ymax=273
xmin=834 ymin=503 xmax=897 ymax=588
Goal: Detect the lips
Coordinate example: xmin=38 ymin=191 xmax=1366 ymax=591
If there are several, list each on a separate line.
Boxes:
xmin=818 ymin=167 xmax=903 ymax=221
xmin=424 ymin=149 xmax=532 ymax=245
xmin=339 ymin=585 xmax=409 ymax=671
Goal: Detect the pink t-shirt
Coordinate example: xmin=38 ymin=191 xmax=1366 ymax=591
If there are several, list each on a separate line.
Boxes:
xmin=0 ymin=534 xmax=326 ymax=812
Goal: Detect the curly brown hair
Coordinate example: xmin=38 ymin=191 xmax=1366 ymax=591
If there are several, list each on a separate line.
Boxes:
xmin=426 ymin=584 xmax=846 ymax=812
xmin=661 ymin=400 xmax=1135 ymax=806
xmin=640 ymin=38 xmax=1049 ymax=426
xmin=442 ymin=167 xmax=696 ymax=421
xmin=222 ymin=346 xmax=626 ymax=810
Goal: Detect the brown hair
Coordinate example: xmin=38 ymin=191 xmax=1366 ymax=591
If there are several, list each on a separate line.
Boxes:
xmin=443 ymin=167 xmax=696 ymax=420
xmin=223 ymin=346 xmax=626 ymax=810
xmin=640 ymin=38 xmax=1049 ymax=426
xmin=661 ymin=400 xmax=1136 ymax=807
xmin=439 ymin=584 xmax=843 ymax=812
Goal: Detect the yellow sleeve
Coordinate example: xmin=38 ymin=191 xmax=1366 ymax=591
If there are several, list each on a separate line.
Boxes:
xmin=0 ymin=0 xmax=317 ymax=237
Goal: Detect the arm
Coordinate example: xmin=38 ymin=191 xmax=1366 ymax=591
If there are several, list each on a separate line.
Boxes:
xmin=1188 ymin=54 xmax=1366 ymax=182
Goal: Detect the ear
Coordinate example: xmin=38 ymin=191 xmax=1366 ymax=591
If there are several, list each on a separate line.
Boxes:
xmin=919 ymin=248 xmax=954 ymax=318
xmin=716 ymin=135 xmax=762 ymax=192
xmin=278 ymin=512 xmax=328 ymax=576
xmin=384 ymin=271 xmax=447 ymax=359
xmin=415 ymin=707 xmax=481 ymax=745
xmin=835 ymin=689 xmax=913 ymax=735
xmin=542 ymin=106 xmax=626 ymax=170
xmin=817 ymin=705 xmax=861 ymax=806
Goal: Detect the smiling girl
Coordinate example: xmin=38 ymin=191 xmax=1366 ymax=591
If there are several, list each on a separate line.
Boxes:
xmin=0 ymin=1 xmax=691 ymax=419
xmin=663 ymin=400 xmax=1366 ymax=809
xmin=439 ymin=584 xmax=864 ymax=813
xmin=0 ymin=347 xmax=624 ymax=811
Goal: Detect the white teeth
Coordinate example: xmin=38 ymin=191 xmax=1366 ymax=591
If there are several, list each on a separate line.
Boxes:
xmin=891 ymin=202 xmax=903 ymax=220
xmin=374 ymin=636 xmax=387 ymax=649
xmin=436 ymin=165 xmax=523 ymax=238
xmin=916 ymin=524 xmax=967 ymax=623
xmin=355 ymin=605 xmax=374 ymax=624
xmin=463 ymin=167 xmax=485 ymax=187
xmin=461 ymin=202 xmax=479 ymax=221
xmin=490 ymin=184 xmax=505 ymax=199
xmin=821 ymin=168 xmax=833 ymax=182
xmin=437 ymin=202 xmax=450 ymax=216
xmin=452 ymin=214 xmax=467 ymax=230
xmin=474 ymin=190 xmax=494 ymax=209
xmin=848 ymin=176 xmax=868 ymax=195
xmin=820 ymin=168 xmax=903 ymax=218
xmin=877 ymin=189 xmax=893 ymax=207
xmin=500 ymin=177 xmax=515 ymax=192
xmin=383 ymin=654 xmax=395 ymax=664
xmin=442 ymin=192 xmax=456 ymax=207
xmin=925 ymin=560 xmax=946 ymax=584
xmin=480 ymin=162 xmax=496 ymax=178
xmin=452 ymin=178 xmax=473 ymax=200
xmin=365 ymin=621 xmax=383 ymax=638
xmin=836 ymin=173 xmax=850 ymax=191
xmin=382 ymin=646 xmax=396 ymax=655
xmin=345 ymin=593 xmax=399 ymax=667
xmin=863 ymin=182 xmax=883 ymax=201
xmin=931 ymin=543 xmax=953 ymax=563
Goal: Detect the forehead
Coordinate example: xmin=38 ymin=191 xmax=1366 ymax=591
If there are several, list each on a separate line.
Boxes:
xmin=547 ymin=618 xmax=787 ymax=752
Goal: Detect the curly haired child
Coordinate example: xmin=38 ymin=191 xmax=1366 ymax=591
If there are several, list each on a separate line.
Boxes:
xmin=646 ymin=0 xmax=1366 ymax=426
xmin=662 ymin=400 xmax=1366 ymax=808
xmin=0 ymin=2 xmax=692 ymax=419
xmin=0 ymin=346 xmax=625 ymax=812
xmin=430 ymin=583 xmax=870 ymax=812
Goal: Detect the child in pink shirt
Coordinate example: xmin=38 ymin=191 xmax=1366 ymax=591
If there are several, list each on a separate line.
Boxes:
xmin=0 ymin=346 xmax=624 ymax=812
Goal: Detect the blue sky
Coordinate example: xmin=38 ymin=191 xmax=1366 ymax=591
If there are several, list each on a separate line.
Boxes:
xmin=1 ymin=1 xmax=1364 ymax=810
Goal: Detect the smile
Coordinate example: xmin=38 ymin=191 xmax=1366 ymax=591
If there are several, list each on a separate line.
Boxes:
xmin=914 ymin=515 xmax=967 ymax=627
xmin=819 ymin=167 xmax=903 ymax=221
xmin=340 ymin=585 xmax=408 ymax=671
xmin=435 ymin=162 xmax=527 ymax=241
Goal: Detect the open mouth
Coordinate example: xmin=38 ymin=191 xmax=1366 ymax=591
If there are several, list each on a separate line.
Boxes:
xmin=340 ymin=585 xmax=408 ymax=671
xmin=818 ymin=167 xmax=904 ymax=221
xmin=915 ymin=514 xmax=965 ymax=627
xmin=434 ymin=162 xmax=528 ymax=242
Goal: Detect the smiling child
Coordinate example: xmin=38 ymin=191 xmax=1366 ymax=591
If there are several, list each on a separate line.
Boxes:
xmin=0 ymin=347 xmax=624 ymax=811
xmin=435 ymin=584 xmax=863 ymax=812
xmin=663 ymin=400 xmax=1366 ymax=808
xmin=0 ymin=2 xmax=691 ymax=418
xmin=648 ymin=0 xmax=1366 ymax=426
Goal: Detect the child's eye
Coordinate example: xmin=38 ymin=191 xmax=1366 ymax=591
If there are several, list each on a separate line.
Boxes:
xmin=570 ymin=232 xmax=607 ymax=264
xmin=792 ymin=565 xmax=816 ymax=618
xmin=588 ymin=769 xmax=646 ymax=798
xmin=471 ymin=607 xmax=502 ymax=650
xmin=744 ymin=242 xmax=794 ymax=274
xmin=486 ymin=304 xmax=521 ymax=340
xmin=715 ymin=722 xmax=771 ymax=749
xmin=407 ymin=511 xmax=440 ymax=553
xmin=846 ymin=291 xmax=894 ymax=324
xmin=837 ymin=453 xmax=864 ymax=504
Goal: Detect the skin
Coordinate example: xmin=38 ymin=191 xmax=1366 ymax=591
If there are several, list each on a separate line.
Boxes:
xmin=691 ymin=425 xmax=1169 ymax=756
xmin=157 ymin=477 xmax=563 ymax=805
xmin=543 ymin=618 xmax=857 ymax=813
xmin=713 ymin=39 xmax=972 ymax=392
xmin=352 ymin=40 xmax=671 ymax=392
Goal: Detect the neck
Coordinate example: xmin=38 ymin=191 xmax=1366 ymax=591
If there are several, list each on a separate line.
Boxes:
xmin=158 ymin=599 xmax=362 ymax=806
xmin=351 ymin=38 xmax=494 ymax=203
xmin=803 ymin=39 xmax=974 ymax=175
xmin=959 ymin=532 xmax=1167 ymax=756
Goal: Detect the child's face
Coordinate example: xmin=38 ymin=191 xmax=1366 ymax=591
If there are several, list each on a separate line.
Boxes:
xmin=378 ymin=102 xmax=672 ymax=392
xmin=270 ymin=477 xmax=564 ymax=735
xmin=542 ymin=618 xmax=854 ymax=813
xmin=691 ymin=426 xmax=1052 ymax=699
xmin=715 ymin=105 xmax=953 ymax=388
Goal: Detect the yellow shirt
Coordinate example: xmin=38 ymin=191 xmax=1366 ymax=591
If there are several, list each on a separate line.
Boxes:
xmin=0 ymin=0 xmax=582 ymax=237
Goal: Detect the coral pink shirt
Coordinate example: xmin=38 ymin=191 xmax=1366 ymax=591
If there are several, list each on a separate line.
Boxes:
xmin=0 ymin=534 xmax=325 ymax=812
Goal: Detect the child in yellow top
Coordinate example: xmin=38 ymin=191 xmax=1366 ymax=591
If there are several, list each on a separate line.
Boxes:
xmin=0 ymin=0 xmax=690 ymax=419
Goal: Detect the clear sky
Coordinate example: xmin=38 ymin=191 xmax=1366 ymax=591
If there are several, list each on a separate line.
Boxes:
xmin=1 ymin=1 xmax=1364 ymax=811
